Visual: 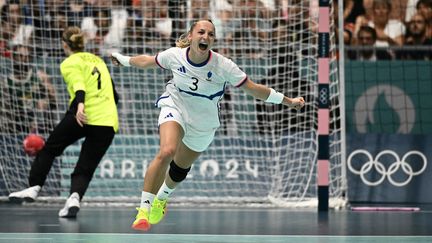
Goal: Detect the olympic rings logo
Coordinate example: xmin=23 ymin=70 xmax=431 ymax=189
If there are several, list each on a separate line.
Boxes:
xmin=347 ymin=150 xmax=427 ymax=187
xmin=319 ymin=88 xmax=328 ymax=105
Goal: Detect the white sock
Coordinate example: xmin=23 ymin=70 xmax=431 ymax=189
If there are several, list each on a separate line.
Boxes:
xmin=140 ymin=191 xmax=155 ymax=210
xmin=156 ymin=182 xmax=175 ymax=200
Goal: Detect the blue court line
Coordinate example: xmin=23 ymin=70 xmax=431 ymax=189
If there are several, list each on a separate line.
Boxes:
xmin=0 ymin=234 xmax=431 ymax=243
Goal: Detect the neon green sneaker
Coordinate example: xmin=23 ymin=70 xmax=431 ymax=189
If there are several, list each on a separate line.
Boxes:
xmin=131 ymin=207 xmax=151 ymax=231
xmin=149 ymin=198 xmax=167 ymax=224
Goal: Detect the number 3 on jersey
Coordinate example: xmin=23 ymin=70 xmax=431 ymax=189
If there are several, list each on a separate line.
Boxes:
xmin=92 ymin=66 xmax=101 ymax=90
xmin=190 ymin=77 xmax=199 ymax=91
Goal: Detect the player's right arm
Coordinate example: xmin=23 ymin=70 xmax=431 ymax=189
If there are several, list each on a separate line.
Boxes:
xmin=111 ymin=53 xmax=157 ymax=69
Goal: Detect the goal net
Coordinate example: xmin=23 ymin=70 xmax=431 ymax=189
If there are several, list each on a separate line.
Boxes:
xmin=0 ymin=0 xmax=345 ymax=207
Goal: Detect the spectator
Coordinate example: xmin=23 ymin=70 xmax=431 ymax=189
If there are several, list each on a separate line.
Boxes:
xmin=256 ymin=19 xmax=308 ymax=134
xmin=416 ymin=0 xmax=432 ymax=38
xmin=0 ymin=1 xmax=34 ymax=56
xmin=60 ymin=0 xmax=93 ymax=27
xmin=350 ymin=25 xmax=392 ymax=60
xmin=84 ymin=8 xmax=111 ymax=55
xmin=123 ymin=14 xmax=145 ymax=55
xmin=209 ymin=0 xmax=232 ymax=41
xmin=127 ymin=0 xmax=170 ymax=53
xmin=334 ymin=0 xmax=354 ymax=46
xmin=406 ymin=0 xmax=420 ymax=23
xmin=167 ymin=0 xmax=187 ymax=45
xmin=0 ymin=3 xmax=13 ymax=57
xmin=342 ymin=0 xmax=356 ymax=23
xmin=224 ymin=0 xmax=273 ymax=59
xmin=354 ymin=0 xmax=408 ymax=26
xmin=140 ymin=0 xmax=171 ymax=41
xmin=81 ymin=5 xmax=127 ymax=56
xmin=41 ymin=9 xmax=69 ymax=57
xmin=27 ymin=0 xmax=64 ymax=55
xmin=387 ymin=0 xmax=408 ymax=22
xmin=2 ymin=45 xmax=57 ymax=135
xmin=190 ymin=0 xmax=210 ymax=20
xmin=400 ymin=13 xmax=432 ymax=59
xmin=368 ymin=0 xmax=406 ymax=47
xmin=354 ymin=0 xmax=373 ymax=37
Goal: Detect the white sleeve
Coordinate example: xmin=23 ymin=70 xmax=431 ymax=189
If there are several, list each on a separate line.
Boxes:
xmin=222 ymin=58 xmax=247 ymax=87
xmin=155 ymin=47 xmax=177 ymax=70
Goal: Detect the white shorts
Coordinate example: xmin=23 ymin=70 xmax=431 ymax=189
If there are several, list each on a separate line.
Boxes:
xmin=158 ymin=106 xmax=216 ymax=152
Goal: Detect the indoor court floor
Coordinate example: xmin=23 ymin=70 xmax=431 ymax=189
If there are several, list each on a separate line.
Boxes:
xmin=0 ymin=202 xmax=431 ymax=243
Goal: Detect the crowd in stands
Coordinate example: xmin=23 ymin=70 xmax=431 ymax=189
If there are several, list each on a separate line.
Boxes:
xmin=341 ymin=0 xmax=432 ymax=60
xmin=0 ymin=0 xmax=431 ymax=61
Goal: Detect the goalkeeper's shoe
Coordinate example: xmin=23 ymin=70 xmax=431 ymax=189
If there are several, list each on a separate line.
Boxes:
xmin=149 ymin=198 xmax=167 ymax=224
xmin=131 ymin=207 xmax=151 ymax=231
xmin=8 ymin=185 xmax=41 ymax=203
xmin=58 ymin=192 xmax=80 ymax=218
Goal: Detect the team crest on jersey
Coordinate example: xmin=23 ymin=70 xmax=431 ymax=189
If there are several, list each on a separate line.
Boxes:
xmin=206 ymin=71 xmax=212 ymax=81
xmin=178 ymin=66 xmax=186 ymax=73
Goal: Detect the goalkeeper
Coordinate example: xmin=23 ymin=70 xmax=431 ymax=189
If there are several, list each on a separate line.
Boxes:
xmin=111 ymin=19 xmax=304 ymax=231
xmin=9 ymin=26 xmax=119 ymax=218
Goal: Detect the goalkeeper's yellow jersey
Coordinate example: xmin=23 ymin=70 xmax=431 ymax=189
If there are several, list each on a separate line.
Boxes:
xmin=60 ymin=52 xmax=118 ymax=132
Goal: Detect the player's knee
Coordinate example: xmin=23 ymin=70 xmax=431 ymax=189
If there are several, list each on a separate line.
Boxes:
xmin=168 ymin=161 xmax=191 ymax=182
xmin=157 ymin=146 xmax=177 ymax=161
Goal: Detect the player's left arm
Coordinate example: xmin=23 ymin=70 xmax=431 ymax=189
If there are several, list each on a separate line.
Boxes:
xmin=239 ymin=78 xmax=305 ymax=110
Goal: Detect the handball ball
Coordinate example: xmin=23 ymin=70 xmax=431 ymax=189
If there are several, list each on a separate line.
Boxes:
xmin=23 ymin=134 xmax=45 ymax=156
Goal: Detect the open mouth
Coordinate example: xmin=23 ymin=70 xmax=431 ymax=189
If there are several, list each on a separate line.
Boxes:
xmin=198 ymin=43 xmax=208 ymax=51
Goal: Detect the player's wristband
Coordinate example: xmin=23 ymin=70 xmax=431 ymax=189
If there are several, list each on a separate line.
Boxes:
xmin=112 ymin=53 xmax=131 ymax=67
xmin=265 ymin=88 xmax=284 ymax=104
xmin=75 ymin=90 xmax=85 ymax=104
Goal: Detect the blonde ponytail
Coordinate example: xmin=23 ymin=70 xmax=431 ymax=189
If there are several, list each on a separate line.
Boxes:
xmin=175 ymin=33 xmax=191 ymax=48
xmin=62 ymin=26 xmax=85 ymax=52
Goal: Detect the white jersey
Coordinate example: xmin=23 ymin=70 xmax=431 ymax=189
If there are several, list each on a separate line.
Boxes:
xmin=155 ymin=47 xmax=247 ymax=131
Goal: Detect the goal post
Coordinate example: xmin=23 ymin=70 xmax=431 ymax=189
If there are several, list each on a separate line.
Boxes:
xmin=0 ymin=0 xmax=346 ymax=207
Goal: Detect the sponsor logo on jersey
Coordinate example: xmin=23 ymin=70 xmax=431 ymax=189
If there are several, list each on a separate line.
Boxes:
xmin=164 ymin=113 xmax=174 ymax=119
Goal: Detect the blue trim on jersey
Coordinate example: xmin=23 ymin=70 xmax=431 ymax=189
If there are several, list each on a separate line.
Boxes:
xmin=178 ymin=88 xmax=224 ymax=100
xmin=155 ymin=54 xmax=168 ymax=70
xmin=186 ymin=47 xmax=211 ymax=67
xmin=217 ymin=82 xmax=227 ymax=124
xmin=155 ymin=95 xmax=170 ymax=107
